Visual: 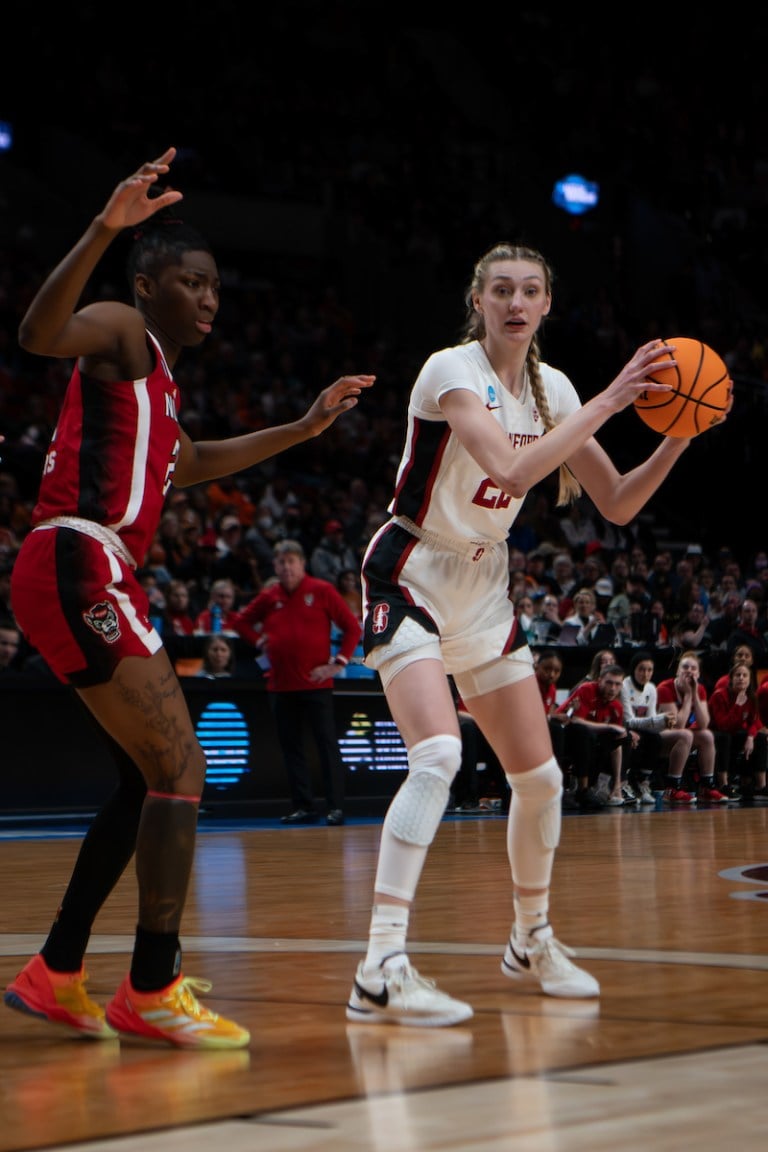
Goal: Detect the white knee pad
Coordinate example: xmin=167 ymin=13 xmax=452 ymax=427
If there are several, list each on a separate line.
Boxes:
xmin=388 ymin=734 xmax=462 ymax=847
xmin=511 ymin=760 xmax=564 ymax=861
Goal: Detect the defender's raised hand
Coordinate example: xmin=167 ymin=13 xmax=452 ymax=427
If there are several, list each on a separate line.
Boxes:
xmin=97 ymin=147 xmax=184 ymax=232
xmin=300 ymin=375 xmax=376 ymax=436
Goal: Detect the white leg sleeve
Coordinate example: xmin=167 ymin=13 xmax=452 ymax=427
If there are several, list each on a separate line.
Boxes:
xmin=506 ymin=757 xmax=562 ymax=891
xmin=374 ymin=734 xmax=461 ymax=902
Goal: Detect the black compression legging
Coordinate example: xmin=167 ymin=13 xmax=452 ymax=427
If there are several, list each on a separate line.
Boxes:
xmin=42 ymin=727 xmax=146 ymax=972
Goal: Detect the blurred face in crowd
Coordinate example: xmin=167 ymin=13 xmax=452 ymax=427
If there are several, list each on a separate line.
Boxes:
xmin=0 ymin=625 xmax=20 ymax=668
xmin=204 ymin=636 xmax=234 ymax=674
xmin=274 ymin=549 xmax=306 ymax=592
xmin=731 ymin=644 xmax=753 ymax=668
xmin=597 ymin=669 xmax=624 ymax=700
xmin=536 ymin=654 xmax=563 ymax=687
xmin=729 ymin=663 xmax=751 ymax=694
xmin=632 ymin=658 xmax=654 ymax=686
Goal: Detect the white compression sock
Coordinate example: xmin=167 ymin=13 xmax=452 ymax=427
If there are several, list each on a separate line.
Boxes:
xmin=364 ymin=904 xmax=410 ymax=971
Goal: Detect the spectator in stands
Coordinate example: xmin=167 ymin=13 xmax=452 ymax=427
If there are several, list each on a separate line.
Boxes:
xmin=706 ymin=590 xmax=744 ymax=651
xmin=621 ymin=650 xmax=693 ymax=805
xmin=0 ymin=560 xmax=15 ymax=622
xmin=542 ymin=551 xmax=578 ymax=616
xmin=194 ymin=578 xmax=240 ymax=635
xmin=309 ymin=518 xmax=358 ymax=585
xmin=656 ymin=650 xmax=735 ymax=803
xmin=713 ymin=644 xmax=756 ymax=692
xmin=0 ymin=617 xmax=22 ymax=674
xmin=336 ymin=568 xmax=363 ymax=621
xmin=574 ymin=647 xmax=619 ymax=689
xmin=671 ymin=601 xmax=713 ymax=652
xmin=629 ymin=589 xmax=671 ymax=649
xmin=576 ymin=550 xmax=605 ymax=591
xmin=709 ymin=662 xmax=768 ymax=803
xmin=205 ymin=474 xmax=257 ymax=528
xmin=557 ymin=663 xmax=637 ymax=808
xmin=174 ymin=525 xmax=221 ymax=612
xmin=559 ymin=497 xmax=599 ymax=557
xmin=561 ymin=588 xmax=615 ymax=647
xmin=523 ymin=544 xmax=556 ymax=597
xmin=161 ymin=579 xmax=197 ymax=637
xmin=232 ymin=538 xmax=361 ymax=826
xmin=211 ymin=513 xmax=259 ymax=597
xmin=243 ymin=508 xmax=280 ymax=584
xmin=593 ymin=577 xmax=624 ymax=646
xmin=725 ymin=598 xmax=768 ymax=664
xmin=513 ymin=593 xmax=537 ymax=643
xmin=528 ymin=593 xmax=564 ymax=646
xmin=647 ymin=549 xmax=679 ymax=612
xmin=196 ymin=634 xmax=236 ymax=679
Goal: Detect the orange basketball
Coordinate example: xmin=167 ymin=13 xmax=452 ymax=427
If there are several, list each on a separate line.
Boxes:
xmin=634 ymin=336 xmax=732 ymax=438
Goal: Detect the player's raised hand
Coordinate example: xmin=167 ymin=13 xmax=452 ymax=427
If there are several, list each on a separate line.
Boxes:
xmin=96 ymin=148 xmax=184 ymax=232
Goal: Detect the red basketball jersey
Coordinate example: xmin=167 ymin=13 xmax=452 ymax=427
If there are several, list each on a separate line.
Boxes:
xmin=31 ymin=333 xmax=181 ymax=567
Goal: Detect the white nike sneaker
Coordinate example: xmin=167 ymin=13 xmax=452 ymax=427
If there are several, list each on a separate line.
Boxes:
xmin=501 ymin=927 xmax=600 ymax=998
xmin=346 ymin=955 xmax=473 ymax=1027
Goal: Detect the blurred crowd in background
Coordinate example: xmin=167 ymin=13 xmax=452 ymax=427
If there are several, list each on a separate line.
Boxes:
xmin=2 ymin=6 xmax=768 ymax=670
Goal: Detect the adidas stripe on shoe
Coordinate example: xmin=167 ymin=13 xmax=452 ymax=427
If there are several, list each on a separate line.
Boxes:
xmin=346 ymin=955 xmax=473 ymax=1027
xmin=105 ymin=974 xmax=250 ymax=1049
xmin=501 ymin=928 xmax=600 ymax=998
xmin=4 ymin=953 xmax=117 ymax=1039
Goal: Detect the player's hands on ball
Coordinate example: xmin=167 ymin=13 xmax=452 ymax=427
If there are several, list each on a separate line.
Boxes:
xmin=604 ymin=339 xmax=676 ymax=414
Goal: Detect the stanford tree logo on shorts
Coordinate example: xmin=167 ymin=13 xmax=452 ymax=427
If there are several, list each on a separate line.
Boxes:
xmin=372 ymin=602 xmax=390 ymax=635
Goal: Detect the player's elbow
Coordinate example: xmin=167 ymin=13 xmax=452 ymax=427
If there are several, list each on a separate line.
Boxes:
xmin=495 ymin=467 xmax=528 ymax=501
xmin=18 ymin=320 xmax=54 ymax=356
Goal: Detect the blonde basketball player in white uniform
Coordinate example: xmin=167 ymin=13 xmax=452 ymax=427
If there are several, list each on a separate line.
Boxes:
xmin=346 ymin=242 xmax=720 ymax=1027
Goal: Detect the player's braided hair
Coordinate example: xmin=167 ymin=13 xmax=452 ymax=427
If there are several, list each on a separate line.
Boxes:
xmin=461 ymin=242 xmax=581 ymax=507
xmin=126 ymin=194 xmax=212 ymax=289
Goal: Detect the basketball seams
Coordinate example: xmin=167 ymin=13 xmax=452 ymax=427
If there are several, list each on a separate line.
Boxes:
xmin=634 ymin=335 xmax=730 ymax=438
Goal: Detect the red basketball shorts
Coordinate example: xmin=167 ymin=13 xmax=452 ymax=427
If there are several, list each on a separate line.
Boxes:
xmin=11 ymin=526 xmax=162 ymax=687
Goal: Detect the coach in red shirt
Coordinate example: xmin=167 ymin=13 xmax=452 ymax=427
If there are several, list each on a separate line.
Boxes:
xmin=557 ymin=664 xmax=637 ymax=807
xmin=233 ymin=538 xmax=361 ymax=825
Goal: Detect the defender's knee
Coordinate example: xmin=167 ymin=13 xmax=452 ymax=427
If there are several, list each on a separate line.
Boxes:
xmin=388 ymin=734 xmax=462 ymax=847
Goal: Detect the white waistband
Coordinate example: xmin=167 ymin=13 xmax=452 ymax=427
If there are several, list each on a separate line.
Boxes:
xmin=35 ymin=516 xmax=137 ymax=569
xmin=392 ymin=515 xmax=498 ymax=560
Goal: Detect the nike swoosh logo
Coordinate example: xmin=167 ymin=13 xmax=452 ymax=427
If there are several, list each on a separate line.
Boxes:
xmin=486 ymin=403 xmax=502 ymax=411
xmin=353 ymin=979 xmax=389 ymax=1008
xmin=508 ymin=940 xmax=530 ymax=970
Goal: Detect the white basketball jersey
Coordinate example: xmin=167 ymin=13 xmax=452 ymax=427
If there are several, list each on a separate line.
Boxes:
xmin=389 ymin=341 xmax=581 ymax=544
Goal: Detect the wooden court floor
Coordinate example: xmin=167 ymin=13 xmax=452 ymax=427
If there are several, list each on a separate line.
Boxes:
xmin=2 ymin=803 xmax=768 ymax=1151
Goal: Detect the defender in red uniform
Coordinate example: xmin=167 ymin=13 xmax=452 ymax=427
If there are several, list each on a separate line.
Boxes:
xmin=5 ymin=148 xmax=373 ymax=1048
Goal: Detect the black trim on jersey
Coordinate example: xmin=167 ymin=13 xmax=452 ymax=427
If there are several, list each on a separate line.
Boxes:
xmin=391 ymin=417 xmax=451 ymax=525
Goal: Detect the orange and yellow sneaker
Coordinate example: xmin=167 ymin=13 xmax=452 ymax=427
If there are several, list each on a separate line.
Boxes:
xmin=4 ymin=953 xmax=117 ymax=1039
xmin=105 ymin=974 xmax=250 ymax=1049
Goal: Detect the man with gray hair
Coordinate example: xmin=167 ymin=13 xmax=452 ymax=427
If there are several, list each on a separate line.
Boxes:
xmin=233 ymin=539 xmax=362 ymax=825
